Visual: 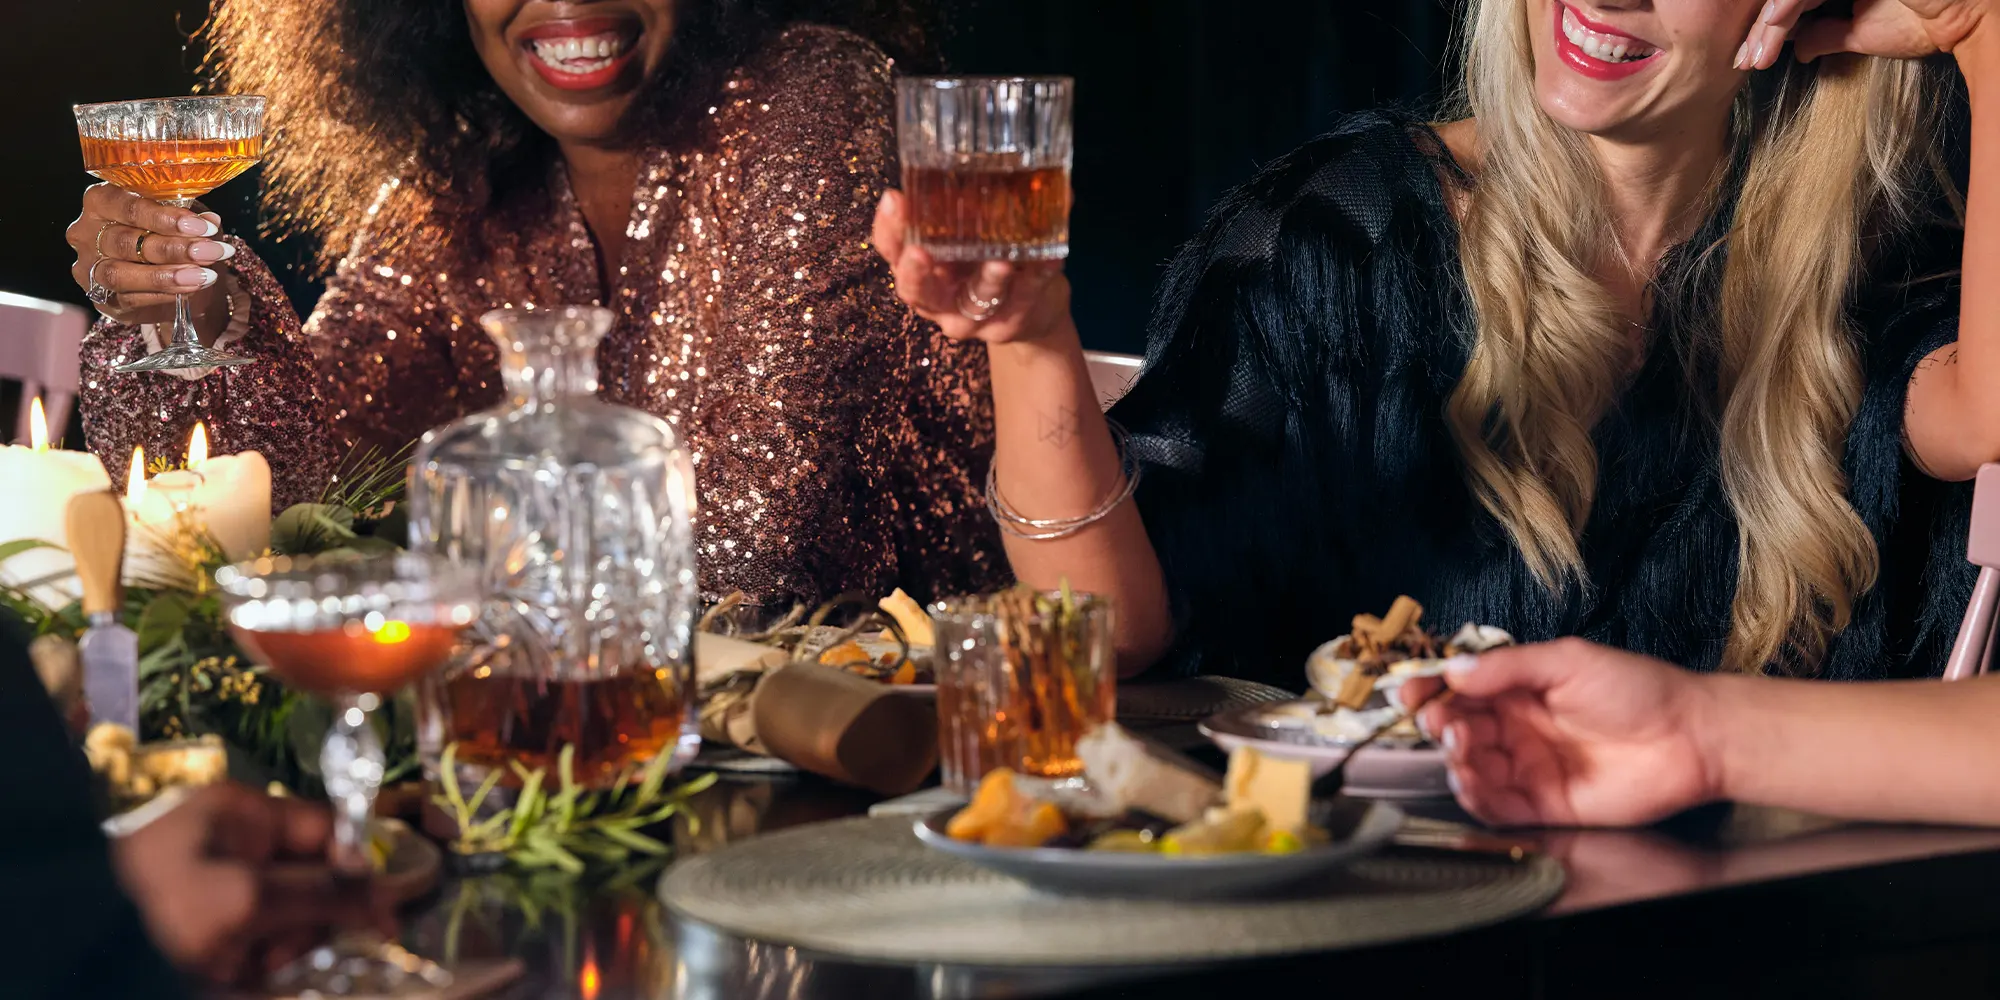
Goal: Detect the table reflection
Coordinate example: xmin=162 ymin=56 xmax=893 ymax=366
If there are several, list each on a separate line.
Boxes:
xmin=396 ymin=773 xmax=2000 ymax=1000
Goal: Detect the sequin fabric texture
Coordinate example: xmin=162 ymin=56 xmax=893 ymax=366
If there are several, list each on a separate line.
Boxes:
xmin=79 ymin=26 xmax=1004 ymax=606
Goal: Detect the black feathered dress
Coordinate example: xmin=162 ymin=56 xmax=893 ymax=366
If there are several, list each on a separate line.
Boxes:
xmin=1112 ymin=110 xmax=1976 ymax=687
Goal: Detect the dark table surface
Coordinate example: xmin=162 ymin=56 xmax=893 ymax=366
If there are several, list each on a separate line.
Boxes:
xmin=397 ymin=768 xmax=2000 ymax=1000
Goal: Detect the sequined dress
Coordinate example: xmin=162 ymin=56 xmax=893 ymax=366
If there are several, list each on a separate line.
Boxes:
xmin=79 ymin=25 xmax=1004 ymax=606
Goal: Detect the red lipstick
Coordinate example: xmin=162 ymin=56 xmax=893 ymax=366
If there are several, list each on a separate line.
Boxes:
xmin=520 ymin=17 xmax=642 ymax=92
xmin=1553 ymin=2 xmax=1661 ymax=83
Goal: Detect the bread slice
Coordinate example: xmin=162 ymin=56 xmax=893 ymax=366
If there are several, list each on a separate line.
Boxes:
xmin=1075 ymin=723 xmax=1223 ymax=824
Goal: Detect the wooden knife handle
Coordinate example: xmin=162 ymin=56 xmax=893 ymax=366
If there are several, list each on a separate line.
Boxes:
xmin=65 ymin=491 xmax=126 ymax=618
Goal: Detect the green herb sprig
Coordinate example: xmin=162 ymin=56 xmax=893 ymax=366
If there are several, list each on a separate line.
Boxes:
xmin=434 ymin=742 xmax=718 ymax=873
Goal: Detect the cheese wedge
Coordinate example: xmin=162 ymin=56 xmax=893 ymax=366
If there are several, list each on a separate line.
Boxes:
xmin=878 ymin=588 xmax=936 ymax=647
xmin=1223 ymin=747 xmax=1312 ymax=837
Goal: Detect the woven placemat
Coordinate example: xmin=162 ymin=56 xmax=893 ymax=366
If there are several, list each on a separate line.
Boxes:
xmin=1117 ymin=676 xmax=1296 ymax=723
xmin=660 ymin=817 xmax=1563 ymax=966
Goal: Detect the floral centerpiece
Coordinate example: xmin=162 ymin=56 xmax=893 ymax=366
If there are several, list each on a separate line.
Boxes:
xmin=1 ymin=436 xmax=711 ymax=871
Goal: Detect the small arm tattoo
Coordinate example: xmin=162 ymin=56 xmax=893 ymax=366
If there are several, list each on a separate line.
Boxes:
xmin=1038 ymin=405 xmax=1081 ymax=449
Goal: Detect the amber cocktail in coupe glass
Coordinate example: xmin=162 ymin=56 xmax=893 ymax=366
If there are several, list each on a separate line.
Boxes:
xmin=74 ymin=95 xmax=266 ymax=373
xmin=217 ymin=552 xmax=477 ymax=994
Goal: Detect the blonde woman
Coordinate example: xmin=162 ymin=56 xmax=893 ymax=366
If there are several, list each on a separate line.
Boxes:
xmin=876 ymin=0 xmax=1998 ymax=683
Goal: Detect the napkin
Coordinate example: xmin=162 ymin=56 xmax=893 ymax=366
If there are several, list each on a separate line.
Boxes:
xmin=696 ymin=632 xmax=791 ymax=754
xmin=750 ymin=663 xmax=939 ymax=796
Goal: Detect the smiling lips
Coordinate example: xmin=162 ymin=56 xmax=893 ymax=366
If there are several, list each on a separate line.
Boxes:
xmin=1555 ymin=3 xmax=1662 ymax=82
xmin=521 ymin=17 xmax=640 ymax=91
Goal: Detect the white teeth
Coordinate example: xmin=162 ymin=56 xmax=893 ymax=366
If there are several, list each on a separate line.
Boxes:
xmin=529 ymin=31 xmax=631 ymax=75
xmin=1561 ymin=7 xmax=1657 ymax=63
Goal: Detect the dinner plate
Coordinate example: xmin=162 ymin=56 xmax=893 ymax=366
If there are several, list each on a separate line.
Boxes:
xmin=1200 ymin=701 xmax=1452 ymax=800
xmin=912 ymin=800 xmax=1403 ymax=900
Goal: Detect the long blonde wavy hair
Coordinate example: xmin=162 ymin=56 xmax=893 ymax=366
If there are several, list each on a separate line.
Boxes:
xmin=1449 ymin=0 xmax=1937 ymax=673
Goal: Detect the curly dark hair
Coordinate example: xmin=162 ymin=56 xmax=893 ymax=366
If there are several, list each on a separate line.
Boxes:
xmin=201 ymin=1 xmax=941 ymax=273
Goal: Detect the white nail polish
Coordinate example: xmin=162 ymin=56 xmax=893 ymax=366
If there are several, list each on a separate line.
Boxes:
xmin=1445 ymin=765 xmax=1465 ymax=799
xmin=187 ymin=267 xmax=218 ymax=288
xmin=1444 ymin=654 xmax=1479 ymax=675
xmin=215 ymin=242 xmax=237 ymax=261
xmin=1442 ymin=723 xmax=1462 ymax=752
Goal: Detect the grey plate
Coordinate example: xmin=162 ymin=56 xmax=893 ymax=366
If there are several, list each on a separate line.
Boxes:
xmin=1201 ymin=702 xmax=1452 ymax=800
xmin=911 ymin=800 xmax=1404 ymax=900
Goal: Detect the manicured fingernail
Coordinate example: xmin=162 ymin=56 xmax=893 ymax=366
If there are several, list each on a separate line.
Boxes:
xmin=1446 ymin=765 xmax=1465 ymax=799
xmin=189 ymin=241 xmax=234 ymax=263
xmin=1414 ymin=709 xmax=1437 ymax=743
xmin=179 ymin=216 xmax=219 ymax=237
xmin=1760 ymin=1 xmax=1779 ymax=24
xmin=1443 ymin=654 xmax=1478 ymax=675
xmin=178 ymin=266 xmax=217 ymax=288
xmin=1442 ymin=721 xmax=1464 ymax=752
xmin=1734 ymin=41 xmax=1752 ymax=69
xmin=1752 ymin=38 xmax=1769 ymax=67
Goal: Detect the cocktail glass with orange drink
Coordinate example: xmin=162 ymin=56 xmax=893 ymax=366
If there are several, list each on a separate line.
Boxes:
xmin=74 ymin=95 xmax=266 ymax=373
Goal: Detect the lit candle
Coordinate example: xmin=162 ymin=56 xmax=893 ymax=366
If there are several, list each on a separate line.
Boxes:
xmin=181 ymin=422 xmax=272 ymax=561
xmin=124 ymin=445 xmax=201 ymax=589
xmin=0 ymin=399 xmax=112 ymax=607
xmin=121 ymin=424 xmax=275 ymax=586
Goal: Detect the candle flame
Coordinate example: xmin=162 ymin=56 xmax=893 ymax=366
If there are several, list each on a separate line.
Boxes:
xmin=28 ymin=398 xmax=47 ymax=451
xmin=579 ymin=956 xmax=600 ymax=1000
xmin=187 ymin=422 xmax=209 ymax=467
xmin=126 ymin=446 xmax=146 ymax=504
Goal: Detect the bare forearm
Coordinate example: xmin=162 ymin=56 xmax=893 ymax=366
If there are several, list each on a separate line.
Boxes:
xmin=1704 ymin=673 xmax=2000 ymax=825
xmin=1908 ymin=40 xmax=2000 ymax=480
xmin=987 ymin=326 xmax=1173 ymax=674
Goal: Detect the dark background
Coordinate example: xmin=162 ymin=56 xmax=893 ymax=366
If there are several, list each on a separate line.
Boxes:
xmin=1 ymin=0 xmax=1460 ymax=442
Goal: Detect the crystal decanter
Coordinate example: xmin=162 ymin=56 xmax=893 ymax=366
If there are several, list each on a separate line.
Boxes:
xmin=408 ymin=306 xmax=700 ymax=792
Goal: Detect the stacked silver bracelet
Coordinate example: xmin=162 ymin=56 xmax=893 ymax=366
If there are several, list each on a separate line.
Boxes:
xmin=985 ymin=420 xmax=1144 ymax=541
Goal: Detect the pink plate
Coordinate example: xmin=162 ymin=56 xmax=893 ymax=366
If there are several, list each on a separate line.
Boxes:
xmin=1199 ymin=701 xmax=1452 ymax=800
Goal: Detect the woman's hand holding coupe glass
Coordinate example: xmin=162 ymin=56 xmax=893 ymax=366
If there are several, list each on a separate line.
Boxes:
xmin=66 ymin=185 xmax=233 ymax=339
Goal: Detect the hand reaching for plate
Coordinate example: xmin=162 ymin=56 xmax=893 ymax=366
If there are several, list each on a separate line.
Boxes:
xmin=1403 ymin=639 xmax=1723 ymax=828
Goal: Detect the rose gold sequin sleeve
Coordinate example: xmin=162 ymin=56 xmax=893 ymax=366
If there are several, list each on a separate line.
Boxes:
xmin=307 ymin=229 xmax=490 ymax=458
xmin=79 ymin=236 xmax=338 ymax=511
xmin=692 ymin=27 xmax=1004 ymax=604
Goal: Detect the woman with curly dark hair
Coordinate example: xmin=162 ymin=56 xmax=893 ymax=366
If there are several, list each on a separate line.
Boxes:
xmin=63 ymin=0 xmax=1003 ymax=607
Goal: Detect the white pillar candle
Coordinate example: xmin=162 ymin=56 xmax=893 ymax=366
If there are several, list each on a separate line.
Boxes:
xmin=124 ymin=447 xmax=199 ymax=590
xmin=185 ymin=424 xmax=272 ymax=561
xmin=0 ymin=399 xmax=112 ymax=608
xmin=121 ymin=424 xmax=275 ymax=586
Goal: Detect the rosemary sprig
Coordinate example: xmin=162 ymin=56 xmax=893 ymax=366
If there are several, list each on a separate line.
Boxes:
xmin=318 ymin=441 xmax=415 ymax=518
xmin=433 ymin=742 xmax=718 ymax=872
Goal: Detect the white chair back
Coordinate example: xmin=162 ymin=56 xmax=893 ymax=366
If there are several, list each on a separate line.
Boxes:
xmin=0 ymin=292 xmax=89 ymax=445
xmin=1945 ymin=465 xmax=2000 ymax=680
xmin=1084 ymin=350 xmax=1143 ymax=412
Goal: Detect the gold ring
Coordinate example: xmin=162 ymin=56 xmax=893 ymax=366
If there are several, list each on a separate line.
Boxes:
xmin=93 ymin=221 xmax=115 ymax=261
xmin=132 ymin=232 xmax=150 ymax=260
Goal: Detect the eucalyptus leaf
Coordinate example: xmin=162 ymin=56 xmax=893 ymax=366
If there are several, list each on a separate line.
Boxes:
xmin=271 ymin=504 xmax=358 ymax=555
xmin=134 ymin=593 xmax=192 ymax=654
xmin=285 ymin=698 xmax=335 ymax=778
xmin=0 ymin=539 xmax=59 ymax=565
